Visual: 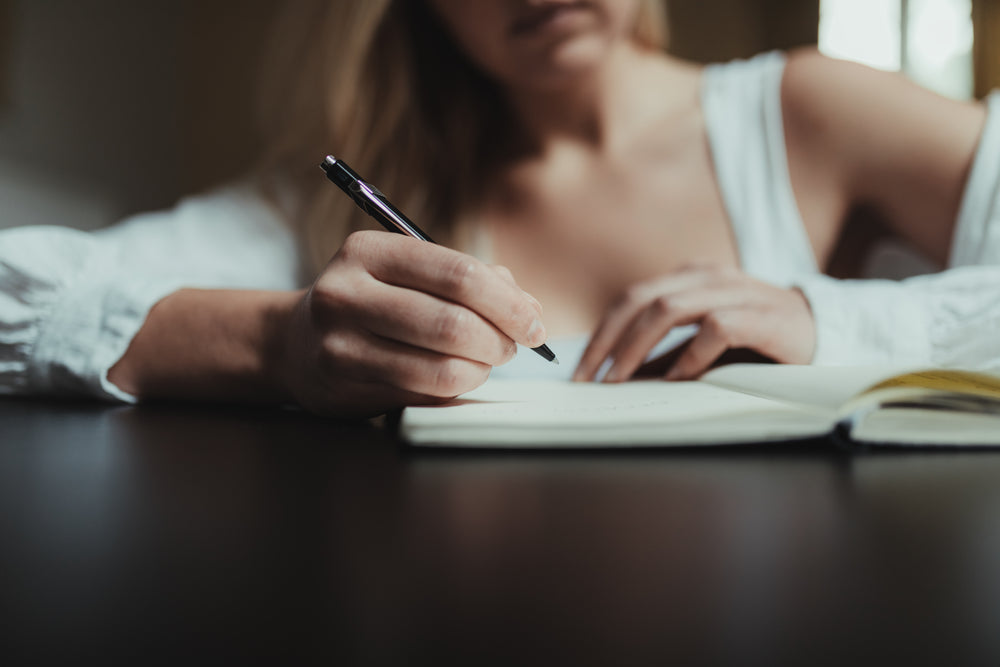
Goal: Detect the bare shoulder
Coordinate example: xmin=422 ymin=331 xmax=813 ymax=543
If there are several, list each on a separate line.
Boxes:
xmin=780 ymin=47 xmax=987 ymax=264
xmin=783 ymin=47 xmax=982 ymax=163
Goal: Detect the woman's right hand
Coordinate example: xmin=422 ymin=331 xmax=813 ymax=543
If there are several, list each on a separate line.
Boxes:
xmin=276 ymin=230 xmax=547 ymax=417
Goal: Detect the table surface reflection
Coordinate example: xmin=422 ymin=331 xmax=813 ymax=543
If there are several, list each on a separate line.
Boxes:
xmin=2 ymin=398 xmax=1000 ymax=665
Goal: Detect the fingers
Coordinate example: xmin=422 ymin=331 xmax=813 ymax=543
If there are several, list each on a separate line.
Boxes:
xmin=664 ymin=310 xmax=750 ymax=380
xmin=573 ymin=269 xmax=727 ymax=382
xmin=292 ymin=232 xmax=546 ymax=417
xmin=663 ymin=294 xmax=816 ymax=380
xmin=318 ymin=327 xmax=493 ymax=399
xmin=490 ymin=264 xmax=517 ymax=285
xmin=574 ymin=267 xmax=817 ymax=384
xmin=350 ymin=279 xmax=518 ymax=366
xmin=601 ymin=287 xmax=755 ymax=382
xmin=341 ymin=232 xmax=547 ymax=349
xmin=491 ymin=263 xmax=543 ymax=313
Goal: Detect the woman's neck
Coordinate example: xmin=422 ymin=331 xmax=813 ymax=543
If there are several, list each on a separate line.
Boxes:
xmin=502 ymin=44 xmax=696 ymax=156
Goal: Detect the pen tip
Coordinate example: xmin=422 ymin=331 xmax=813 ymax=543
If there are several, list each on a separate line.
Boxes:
xmin=533 ymin=343 xmax=558 ymax=364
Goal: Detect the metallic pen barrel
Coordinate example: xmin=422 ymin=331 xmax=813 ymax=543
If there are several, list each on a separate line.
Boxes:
xmin=321 ymin=155 xmax=558 ymax=365
xmin=321 ymin=156 xmax=432 ymax=241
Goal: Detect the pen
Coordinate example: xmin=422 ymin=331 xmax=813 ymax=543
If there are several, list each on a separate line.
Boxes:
xmin=321 ymin=155 xmax=558 ymax=365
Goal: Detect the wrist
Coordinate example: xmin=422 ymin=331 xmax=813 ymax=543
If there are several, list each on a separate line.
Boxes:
xmin=259 ymin=289 xmax=309 ymax=406
xmin=109 ymin=288 xmax=307 ymax=405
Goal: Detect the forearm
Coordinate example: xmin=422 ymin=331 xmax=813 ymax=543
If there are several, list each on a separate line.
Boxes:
xmin=108 ymin=288 xmax=303 ymax=404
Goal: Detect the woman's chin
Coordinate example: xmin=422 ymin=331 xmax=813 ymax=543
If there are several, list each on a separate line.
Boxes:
xmin=509 ymin=37 xmax=614 ymax=90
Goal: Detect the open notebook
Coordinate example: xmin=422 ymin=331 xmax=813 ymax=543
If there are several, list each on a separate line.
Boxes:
xmin=400 ymin=364 xmax=1000 ymax=448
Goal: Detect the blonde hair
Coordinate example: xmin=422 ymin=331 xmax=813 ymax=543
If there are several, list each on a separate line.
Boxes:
xmin=257 ymin=0 xmax=669 ymax=275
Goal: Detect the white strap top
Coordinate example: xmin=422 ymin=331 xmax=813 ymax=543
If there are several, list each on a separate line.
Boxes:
xmin=701 ymin=51 xmax=820 ymax=284
xmin=495 ymin=51 xmax=821 ymax=378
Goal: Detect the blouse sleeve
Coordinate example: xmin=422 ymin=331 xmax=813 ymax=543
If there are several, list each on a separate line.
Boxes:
xmin=0 ymin=183 xmax=304 ymax=402
xmin=795 ymin=92 xmax=1000 ymax=372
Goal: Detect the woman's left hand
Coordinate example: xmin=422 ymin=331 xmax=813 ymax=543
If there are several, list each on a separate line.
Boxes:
xmin=572 ymin=266 xmax=817 ymax=382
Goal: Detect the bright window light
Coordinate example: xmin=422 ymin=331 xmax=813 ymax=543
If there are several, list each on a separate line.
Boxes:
xmin=819 ymin=0 xmax=902 ymax=71
xmin=906 ymin=0 xmax=973 ymax=99
xmin=819 ymin=0 xmax=974 ymax=99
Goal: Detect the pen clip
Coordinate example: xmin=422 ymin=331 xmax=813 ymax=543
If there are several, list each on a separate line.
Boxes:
xmin=347 ymin=180 xmax=380 ymax=218
xmin=351 ymin=180 xmax=433 ymax=241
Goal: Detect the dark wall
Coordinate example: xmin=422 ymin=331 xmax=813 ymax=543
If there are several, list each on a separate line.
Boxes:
xmin=177 ymin=1 xmax=278 ymax=195
xmin=668 ymin=0 xmax=820 ymax=63
xmin=0 ymin=0 xmax=276 ymax=230
xmin=0 ymin=0 xmax=9 ymax=105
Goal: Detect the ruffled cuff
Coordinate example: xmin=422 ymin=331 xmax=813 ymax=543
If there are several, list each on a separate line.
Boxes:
xmin=0 ymin=226 xmax=183 ymax=403
xmin=794 ymin=273 xmax=932 ymax=366
xmin=908 ymin=266 xmax=1000 ymax=371
xmin=29 ymin=273 xmax=190 ymax=403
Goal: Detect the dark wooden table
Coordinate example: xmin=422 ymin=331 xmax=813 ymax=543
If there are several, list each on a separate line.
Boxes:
xmin=3 ymin=397 xmax=1000 ymax=666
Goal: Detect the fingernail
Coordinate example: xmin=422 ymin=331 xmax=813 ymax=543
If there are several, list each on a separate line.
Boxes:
xmin=526 ymin=319 xmax=546 ymax=346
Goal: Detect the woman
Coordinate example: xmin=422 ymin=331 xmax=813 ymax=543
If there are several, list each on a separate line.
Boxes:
xmin=1 ymin=0 xmax=998 ymax=417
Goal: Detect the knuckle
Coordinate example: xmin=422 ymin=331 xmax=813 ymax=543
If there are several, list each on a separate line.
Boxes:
xmin=650 ymin=294 xmax=675 ymax=318
xmin=441 ymin=256 xmax=479 ymax=296
xmin=621 ymin=285 xmax=648 ymax=309
xmin=434 ymin=307 xmax=469 ymax=347
xmin=431 ymin=358 xmax=471 ymax=396
xmin=317 ymin=334 xmax=351 ymax=376
xmin=491 ymin=264 xmax=515 ymax=282
xmin=338 ymin=231 xmax=371 ymax=259
xmin=704 ymin=312 xmax=734 ymax=340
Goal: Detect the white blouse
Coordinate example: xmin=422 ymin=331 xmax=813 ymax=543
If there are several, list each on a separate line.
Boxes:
xmin=0 ymin=185 xmax=302 ymax=400
xmin=3 ymin=53 xmax=1000 ymax=402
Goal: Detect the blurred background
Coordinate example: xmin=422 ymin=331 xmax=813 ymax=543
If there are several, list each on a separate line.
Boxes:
xmin=0 ymin=0 xmax=996 ymax=232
